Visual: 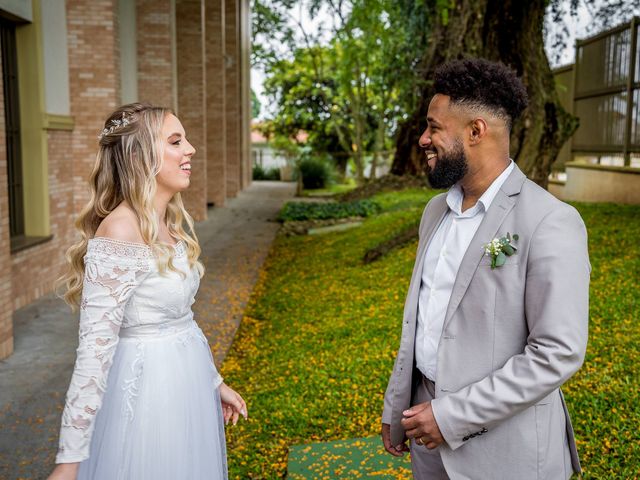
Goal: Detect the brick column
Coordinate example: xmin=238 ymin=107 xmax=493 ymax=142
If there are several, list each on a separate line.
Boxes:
xmin=176 ymin=0 xmax=207 ymax=221
xmin=224 ymin=0 xmax=240 ymax=198
xmin=137 ymin=0 xmax=176 ymax=108
xmin=0 ymin=47 xmax=13 ymax=359
xmin=205 ymin=0 xmax=226 ymax=206
xmin=239 ymin=0 xmax=252 ymax=189
xmin=67 ymin=0 xmax=121 ymax=213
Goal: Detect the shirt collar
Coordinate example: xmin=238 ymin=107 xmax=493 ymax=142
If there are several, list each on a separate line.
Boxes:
xmin=446 ymin=160 xmax=515 ymax=216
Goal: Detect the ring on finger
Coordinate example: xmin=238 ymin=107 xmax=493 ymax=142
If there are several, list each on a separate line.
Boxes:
xmin=415 ymin=437 xmax=424 ymax=446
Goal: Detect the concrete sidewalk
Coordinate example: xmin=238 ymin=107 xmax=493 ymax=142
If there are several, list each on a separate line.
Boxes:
xmin=0 ymin=181 xmax=295 ymax=479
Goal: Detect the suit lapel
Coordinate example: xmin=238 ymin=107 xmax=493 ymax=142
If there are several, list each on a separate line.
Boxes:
xmin=442 ymin=165 xmax=526 ymax=329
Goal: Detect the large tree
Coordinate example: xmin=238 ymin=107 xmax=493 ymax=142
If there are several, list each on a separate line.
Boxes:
xmin=390 ymin=0 xmax=578 ymax=188
xmin=391 ymin=0 xmax=640 ymax=187
xmin=253 ymin=0 xmax=423 ymax=184
xmin=253 ymin=0 xmax=639 ymax=187
xmin=261 ymin=46 xmax=353 ymax=174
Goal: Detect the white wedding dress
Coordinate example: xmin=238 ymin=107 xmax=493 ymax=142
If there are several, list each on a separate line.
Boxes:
xmin=56 ymin=238 xmax=227 ymax=479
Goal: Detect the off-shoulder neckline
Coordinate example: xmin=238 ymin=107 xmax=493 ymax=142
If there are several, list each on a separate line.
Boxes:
xmin=88 ymin=237 xmax=187 ymax=259
xmin=90 ymin=237 xmax=184 ymax=249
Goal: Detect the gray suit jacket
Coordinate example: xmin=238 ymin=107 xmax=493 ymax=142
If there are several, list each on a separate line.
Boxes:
xmin=382 ymin=165 xmax=590 ymax=479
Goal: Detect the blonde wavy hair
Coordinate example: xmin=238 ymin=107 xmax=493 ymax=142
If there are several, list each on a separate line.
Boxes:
xmin=60 ymin=102 xmax=204 ymax=310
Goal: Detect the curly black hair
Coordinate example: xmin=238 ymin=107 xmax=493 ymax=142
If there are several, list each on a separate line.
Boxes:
xmin=433 ymin=58 xmax=528 ymax=130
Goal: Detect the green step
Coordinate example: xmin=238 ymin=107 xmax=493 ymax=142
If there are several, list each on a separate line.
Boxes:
xmin=287 ymin=436 xmax=412 ymax=479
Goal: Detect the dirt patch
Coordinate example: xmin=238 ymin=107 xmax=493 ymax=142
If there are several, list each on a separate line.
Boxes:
xmin=339 ymin=174 xmax=428 ymax=202
xmin=363 ymin=223 xmax=419 ymax=264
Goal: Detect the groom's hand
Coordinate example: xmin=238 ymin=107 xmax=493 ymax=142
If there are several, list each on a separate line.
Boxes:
xmin=381 ymin=423 xmax=409 ymax=457
xmin=401 ymin=402 xmax=444 ymax=449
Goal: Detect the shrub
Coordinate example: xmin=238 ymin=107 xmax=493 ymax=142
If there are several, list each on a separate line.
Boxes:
xmin=298 ymin=157 xmax=331 ymax=189
xmin=253 ymin=164 xmax=281 ymax=181
xmin=264 ymin=167 xmax=281 ymax=181
xmin=253 ymin=164 xmax=267 ymax=180
xmin=278 ymin=199 xmax=381 ymax=222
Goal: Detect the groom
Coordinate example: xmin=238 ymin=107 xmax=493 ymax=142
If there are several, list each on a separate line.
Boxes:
xmin=381 ymin=58 xmax=590 ymax=479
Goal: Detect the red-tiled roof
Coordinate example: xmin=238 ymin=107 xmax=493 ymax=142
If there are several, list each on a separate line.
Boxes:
xmin=251 ymin=124 xmax=308 ymax=144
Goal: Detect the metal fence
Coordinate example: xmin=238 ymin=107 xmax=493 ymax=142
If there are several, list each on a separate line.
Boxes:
xmin=554 ymin=16 xmax=640 ymax=169
xmin=553 ymin=65 xmax=574 ymax=172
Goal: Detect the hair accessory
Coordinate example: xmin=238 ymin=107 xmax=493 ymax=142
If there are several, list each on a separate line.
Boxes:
xmin=98 ymin=112 xmax=133 ymax=139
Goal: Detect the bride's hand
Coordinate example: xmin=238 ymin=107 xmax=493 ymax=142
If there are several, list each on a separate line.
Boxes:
xmin=47 ymin=463 xmax=79 ymax=480
xmin=219 ymin=382 xmax=248 ymax=426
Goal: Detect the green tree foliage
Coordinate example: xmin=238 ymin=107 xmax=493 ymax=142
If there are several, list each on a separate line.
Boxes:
xmin=253 ymin=0 xmax=639 ymax=186
xmin=251 ymin=88 xmax=261 ymax=118
xmin=254 ymin=0 xmax=423 ymax=184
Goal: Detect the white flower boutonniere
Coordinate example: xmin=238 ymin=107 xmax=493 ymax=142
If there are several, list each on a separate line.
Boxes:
xmin=483 ymin=232 xmax=519 ymax=269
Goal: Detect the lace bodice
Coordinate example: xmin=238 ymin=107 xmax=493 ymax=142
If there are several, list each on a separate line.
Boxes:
xmin=56 ymin=238 xmax=206 ymax=463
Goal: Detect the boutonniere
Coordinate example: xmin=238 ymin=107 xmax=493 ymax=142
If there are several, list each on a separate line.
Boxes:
xmin=483 ymin=232 xmax=519 ymax=269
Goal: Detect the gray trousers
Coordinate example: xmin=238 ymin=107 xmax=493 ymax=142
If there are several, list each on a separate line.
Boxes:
xmin=410 ymin=376 xmax=449 ymax=480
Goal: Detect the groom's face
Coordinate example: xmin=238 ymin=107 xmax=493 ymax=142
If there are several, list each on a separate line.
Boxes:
xmin=419 ymin=94 xmax=469 ymax=189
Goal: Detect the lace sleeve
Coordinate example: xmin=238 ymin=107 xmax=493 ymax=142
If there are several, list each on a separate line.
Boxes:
xmin=56 ymin=243 xmax=151 ymax=463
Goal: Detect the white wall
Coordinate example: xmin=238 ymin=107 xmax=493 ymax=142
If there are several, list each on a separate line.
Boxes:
xmin=564 ymin=163 xmax=640 ymax=204
xmin=253 ymin=145 xmax=287 ymax=169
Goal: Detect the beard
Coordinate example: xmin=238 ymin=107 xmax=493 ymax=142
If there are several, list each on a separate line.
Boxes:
xmin=426 ymin=138 xmax=468 ymax=189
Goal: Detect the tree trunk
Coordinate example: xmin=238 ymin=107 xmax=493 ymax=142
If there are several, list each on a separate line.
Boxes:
xmin=352 ymin=109 xmax=367 ymax=185
xmin=370 ymin=119 xmax=386 ymax=180
xmin=353 ymin=149 xmax=365 ymax=184
xmin=332 ymin=153 xmax=348 ymax=180
xmin=390 ymin=0 xmax=578 ymax=188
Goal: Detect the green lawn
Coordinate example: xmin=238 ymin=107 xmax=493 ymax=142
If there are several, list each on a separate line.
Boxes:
xmin=302 ymin=181 xmax=358 ymax=197
xmin=221 ymin=187 xmax=640 ymax=479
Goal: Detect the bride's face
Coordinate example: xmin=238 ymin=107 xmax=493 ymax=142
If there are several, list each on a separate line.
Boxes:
xmin=156 ymin=114 xmax=195 ymax=195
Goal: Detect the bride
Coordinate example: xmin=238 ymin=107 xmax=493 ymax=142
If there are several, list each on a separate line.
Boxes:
xmin=47 ymin=103 xmax=246 ymax=480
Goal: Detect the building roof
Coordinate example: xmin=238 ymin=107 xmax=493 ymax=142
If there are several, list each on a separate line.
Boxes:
xmin=251 ymin=129 xmax=267 ymax=143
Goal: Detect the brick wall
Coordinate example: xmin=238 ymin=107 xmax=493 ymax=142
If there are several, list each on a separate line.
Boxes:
xmin=224 ymin=0 xmax=240 ymax=198
xmin=6 ymin=0 xmax=121 ymax=314
xmin=0 ymin=46 xmax=13 ymax=359
xmin=137 ymin=0 xmax=175 ymax=108
xmin=206 ymin=0 xmax=227 ymax=206
xmin=239 ymin=0 xmax=252 ymax=190
xmin=9 ymin=130 xmax=75 ymax=311
xmin=0 ymin=0 xmax=252 ymax=359
xmin=67 ymin=0 xmax=120 ymax=213
xmin=176 ymin=0 xmax=207 ymax=221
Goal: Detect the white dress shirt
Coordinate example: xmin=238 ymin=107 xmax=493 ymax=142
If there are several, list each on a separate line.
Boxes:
xmin=416 ymin=161 xmax=515 ymax=381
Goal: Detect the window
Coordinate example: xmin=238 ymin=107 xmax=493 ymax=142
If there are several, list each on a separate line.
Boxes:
xmin=0 ymin=19 xmax=24 ymax=238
